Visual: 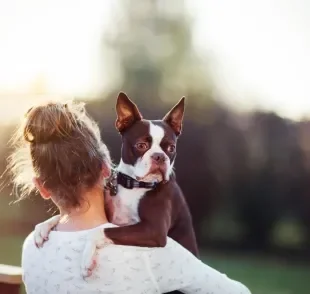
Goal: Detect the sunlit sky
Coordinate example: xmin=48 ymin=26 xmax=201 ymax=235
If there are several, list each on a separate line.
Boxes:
xmin=0 ymin=0 xmax=310 ymax=122
xmin=189 ymin=0 xmax=310 ymax=120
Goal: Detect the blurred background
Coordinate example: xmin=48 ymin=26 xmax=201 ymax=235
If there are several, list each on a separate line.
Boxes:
xmin=0 ymin=0 xmax=310 ymax=293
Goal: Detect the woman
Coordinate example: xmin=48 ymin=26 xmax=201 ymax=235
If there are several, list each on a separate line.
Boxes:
xmin=9 ymin=101 xmax=251 ymax=294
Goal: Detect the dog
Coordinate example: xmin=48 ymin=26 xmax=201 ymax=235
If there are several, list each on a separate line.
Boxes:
xmin=34 ymin=93 xmax=199 ymax=285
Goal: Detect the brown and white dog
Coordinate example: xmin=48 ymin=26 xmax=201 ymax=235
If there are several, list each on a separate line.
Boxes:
xmin=34 ymin=92 xmax=198 ymax=278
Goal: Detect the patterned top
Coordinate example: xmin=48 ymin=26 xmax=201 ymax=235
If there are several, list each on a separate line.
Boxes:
xmin=22 ymin=223 xmax=251 ymax=294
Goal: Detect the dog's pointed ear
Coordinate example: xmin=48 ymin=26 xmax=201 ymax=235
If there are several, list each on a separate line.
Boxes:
xmin=115 ymin=92 xmax=143 ymax=132
xmin=163 ymin=97 xmax=185 ymax=136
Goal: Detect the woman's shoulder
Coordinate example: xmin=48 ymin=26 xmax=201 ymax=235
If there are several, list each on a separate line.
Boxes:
xmin=21 ymin=231 xmax=39 ymax=269
xmin=22 ymin=231 xmax=35 ymax=251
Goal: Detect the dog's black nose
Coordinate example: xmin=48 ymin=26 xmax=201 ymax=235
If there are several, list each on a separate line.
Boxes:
xmin=151 ymin=152 xmax=166 ymax=164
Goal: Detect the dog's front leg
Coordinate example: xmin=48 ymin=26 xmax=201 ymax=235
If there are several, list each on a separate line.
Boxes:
xmin=104 ymin=220 xmax=169 ymax=247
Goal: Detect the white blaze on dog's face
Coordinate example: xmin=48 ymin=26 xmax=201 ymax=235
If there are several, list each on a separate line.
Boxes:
xmin=115 ymin=92 xmax=185 ymax=183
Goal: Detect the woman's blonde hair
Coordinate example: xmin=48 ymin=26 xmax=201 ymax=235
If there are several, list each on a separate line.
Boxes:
xmin=8 ymin=101 xmax=111 ymax=209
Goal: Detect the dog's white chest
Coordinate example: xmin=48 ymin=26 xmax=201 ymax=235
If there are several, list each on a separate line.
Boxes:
xmin=111 ymin=185 xmax=149 ymax=226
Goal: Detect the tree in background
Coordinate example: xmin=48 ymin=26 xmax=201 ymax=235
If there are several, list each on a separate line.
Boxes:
xmin=104 ymin=0 xmax=213 ymax=107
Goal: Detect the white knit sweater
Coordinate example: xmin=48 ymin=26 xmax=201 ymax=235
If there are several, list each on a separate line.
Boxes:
xmin=22 ymin=222 xmax=251 ymax=294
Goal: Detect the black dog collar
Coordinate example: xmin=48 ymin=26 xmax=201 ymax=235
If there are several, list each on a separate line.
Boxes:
xmin=105 ymin=170 xmax=158 ymax=196
xmin=117 ymin=172 xmax=158 ymax=190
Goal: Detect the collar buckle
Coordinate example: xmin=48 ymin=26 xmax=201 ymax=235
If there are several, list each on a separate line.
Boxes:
xmin=127 ymin=178 xmax=134 ymax=189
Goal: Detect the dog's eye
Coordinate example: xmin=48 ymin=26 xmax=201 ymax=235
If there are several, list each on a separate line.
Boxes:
xmin=135 ymin=142 xmax=149 ymax=151
xmin=167 ymin=144 xmax=176 ymax=152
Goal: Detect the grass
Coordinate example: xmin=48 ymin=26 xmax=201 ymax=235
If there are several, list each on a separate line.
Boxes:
xmin=0 ymin=235 xmax=25 ymax=266
xmin=1 ymin=236 xmax=309 ymax=294
xmin=202 ymin=252 xmax=309 ymax=294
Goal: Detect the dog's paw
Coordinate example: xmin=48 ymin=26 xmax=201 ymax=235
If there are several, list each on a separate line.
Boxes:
xmin=34 ymin=215 xmax=61 ymax=248
xmin=34 ymin=223 xmax=49 ymax=248
xmin=80 ymin=229 xmax=113 ymax=278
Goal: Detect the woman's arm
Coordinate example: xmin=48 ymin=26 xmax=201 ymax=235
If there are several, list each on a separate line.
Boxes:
xmin=146 ymin=238 xmax=251 ymax=294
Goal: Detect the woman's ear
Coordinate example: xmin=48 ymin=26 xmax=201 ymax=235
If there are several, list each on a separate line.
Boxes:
xmin=32 ymin=178 xmax=51 ymax=199
xmin=101 ymin=162 xmax=111 ymax=179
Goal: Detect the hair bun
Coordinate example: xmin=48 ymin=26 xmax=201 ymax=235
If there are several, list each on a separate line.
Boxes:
xmin=23 ymin=102 xmax=77 ymax=144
